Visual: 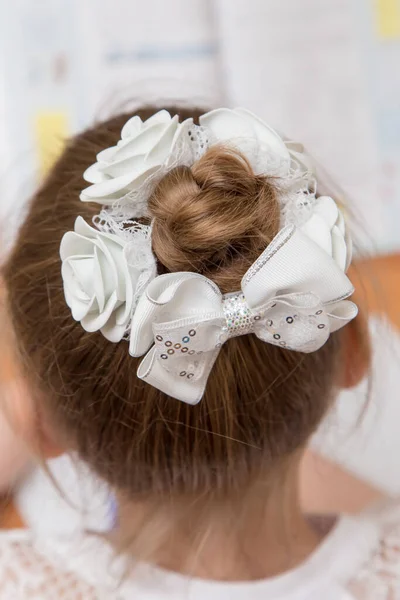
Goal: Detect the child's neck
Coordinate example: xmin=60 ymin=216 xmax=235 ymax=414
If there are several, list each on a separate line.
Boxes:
xmin=115 ymin=462 xmax=324 ymax=582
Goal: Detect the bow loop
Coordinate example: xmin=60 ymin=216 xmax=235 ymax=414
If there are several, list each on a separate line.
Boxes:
xmin=241 ymin=226 xmax=354 ymax=307
xmin=129 ymin=226 xmax=358 ymax=404
xmin=253 ymin=293 xmax=330 ymax=351
xmin=129 ymin=272 xmax=223 ymax=358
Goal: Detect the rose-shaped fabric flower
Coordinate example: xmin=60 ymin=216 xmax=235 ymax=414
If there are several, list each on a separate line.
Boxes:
xmin=300 ymin=196 xmax=352 ymax=272
xmin=199 ymin=107 xmax=306 ymax=178
xmin=80 ymin=110 xmax=189 ymax=205
xmin=60 ymin=217 xmax=155 ymax=341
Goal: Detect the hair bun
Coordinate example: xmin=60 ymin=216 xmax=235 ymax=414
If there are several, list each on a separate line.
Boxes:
xmin=149 ymin=147 xmax=280 ymax=292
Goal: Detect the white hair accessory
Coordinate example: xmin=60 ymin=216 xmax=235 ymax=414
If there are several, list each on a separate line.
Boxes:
xmin=300 ymin=195 xmax=351 ymax=272
xmin=200 ymin=107 xmax=293 ymax=177
xmin=60 ymin=216 xmax=156 ymax=342
xmin=129 ymin=226 xmax=357 ymax=404
xmin=80 ymin=107 xmax=315 ymax=224
xmin=60 ymin=107 xmax=357 ymax=403
xmin=80 ymin=110 xmax=206 ymax=211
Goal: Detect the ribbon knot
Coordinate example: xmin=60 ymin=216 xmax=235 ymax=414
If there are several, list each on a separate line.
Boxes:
xmin=129 ymin=226 xmax=358 ymax=404
xmin=222 ymin=293 xmax=256 ymax=339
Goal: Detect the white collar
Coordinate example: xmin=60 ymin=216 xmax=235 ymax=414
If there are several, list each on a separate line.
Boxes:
xmin=31 ymin=511 xmax=379 ymax=599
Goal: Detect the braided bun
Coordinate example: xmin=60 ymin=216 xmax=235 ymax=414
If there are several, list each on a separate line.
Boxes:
xmin=149 ymin=147 xmax=280 ymax=292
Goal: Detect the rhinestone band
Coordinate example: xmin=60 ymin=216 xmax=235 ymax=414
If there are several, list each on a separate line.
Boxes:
xmin=222 ymin=292 xmax=255 ymax=339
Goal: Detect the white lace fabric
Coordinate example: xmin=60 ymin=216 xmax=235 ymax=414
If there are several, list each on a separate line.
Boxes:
xmin=0 ymin=533 xmax=100 ymax=599
xmin=347 ymin=502 xmax=400 ymax=599
xmin=0 ymin=501 xmax=399 ymax=599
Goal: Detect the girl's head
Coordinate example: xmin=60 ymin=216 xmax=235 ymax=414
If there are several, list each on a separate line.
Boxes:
xmin=2 ymin=106 xmax=368 ymax=505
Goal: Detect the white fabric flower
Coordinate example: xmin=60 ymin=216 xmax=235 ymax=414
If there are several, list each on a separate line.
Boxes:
xmin=300 ymin=196 xmax=352 ymax=272
xmin=80 ymin=110 xmax=189 ymax=205
xmin=199 ymin=107 xmax=295 ymax=177
xmin=60 ymin=217 xmax=154 ymax=342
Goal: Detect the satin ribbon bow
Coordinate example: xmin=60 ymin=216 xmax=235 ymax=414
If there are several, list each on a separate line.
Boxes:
xmin=129 ymin=226 xmax=358 ymax=404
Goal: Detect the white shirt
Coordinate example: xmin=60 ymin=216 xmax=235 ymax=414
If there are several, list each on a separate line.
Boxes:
xmin=0 ymin=501 xmax=399 ymax=599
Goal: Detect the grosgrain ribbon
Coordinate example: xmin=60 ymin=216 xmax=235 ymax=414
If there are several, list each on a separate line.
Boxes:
xmin=129 ymin=226 xmax=358 ymax=404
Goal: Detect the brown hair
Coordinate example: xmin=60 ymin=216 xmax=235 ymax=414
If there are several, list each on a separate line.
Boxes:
xmin=3 ymin=107 xmax=345 ymax=500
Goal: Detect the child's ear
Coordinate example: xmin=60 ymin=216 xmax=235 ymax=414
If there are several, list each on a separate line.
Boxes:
xmin=339 ymin=311 xmax=371 ymax=389
xmin=1 ymin=283 xmax=64 ymax=461
xmin=0 ymin=387 xmax=32 ymax=491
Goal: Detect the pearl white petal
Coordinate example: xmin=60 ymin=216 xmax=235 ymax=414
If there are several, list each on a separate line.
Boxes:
xmin=119 ymin=248 xmax=136 ymax=321
xmin=62 ymin=259 xmax=96 ymax=321
xmin=234 ymin=108 xmax=291 ymax=167
xmin=60 ymin=231 xmax=94 ymax=260
xmin=98 ymin=236 xmax=128 ymax=301
xmin=96 ymin=146 xmax=118 ymax=165
xmin=199 ymin=108 xmax=253 ymax=143
xmin=79 ymin=173 xmax=138 ymax=203
xmin=100 ymin=304 xmax=130 ymax=342
xmin=331 ymin=225 xmax=347 ymax=272
xmin=62 ymin=259 xmax=91 ymax=302
xmin=74 ymin=216 xmax=100 ymax=239
xmin=166 ymin=118 xmax=195 ymax=166
xmin=314 ymin=196 xmax=339 ymax=230
xmin=66 ymin=290 xmax=95 ymax=322
xmin=83 ymin=163 xmax=109 ymax=184
xmin=146 ymin=116 xmax=181 ymax=163
xmin=116 ymin=276 xmax=133 ymax=327
xmin=116 ymin=298 xmax=131 ymax=326
xmin=344 ymin=227 xmax=353 ymax=272
xmin=127 ymin=165 xmax=162 ymax=192
xmin=100 ymin=321 xmax=127 ymax=342
xmin=113 ymin=122 xmax=169 ymax=162
xmin=101 ymin=153 xmax=148 ymax=179
xmin=81 ymin=291 xmax=119 ymax=333
xmin=141 ymin=109 xmax=173 ymax=129
xmin=69 ymin=256 xmax=96 ymax=299
xmin=95 ymin=237 xmax=120 ymax=297
xmin=93 ymin=246 xmax=106 ymax=313
xmin=336 ymin=209 xmax=346 ymax=236
xmin=300 ymin=214 xmax=333 ymax=257
xmin=121 ymin=115 xmax=142 ymax=140
xmin=200 ymin=108 xmax=292 ymax=177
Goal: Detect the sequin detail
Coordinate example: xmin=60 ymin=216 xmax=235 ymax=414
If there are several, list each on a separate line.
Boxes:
xmin=222 ymin=292 xmax=255 ymax=339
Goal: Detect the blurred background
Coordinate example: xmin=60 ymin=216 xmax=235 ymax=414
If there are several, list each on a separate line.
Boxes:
xmin=1 ymin=0 xmax=400 ymax=529
xmin=1 ymin=0 xmax=400 ymax=250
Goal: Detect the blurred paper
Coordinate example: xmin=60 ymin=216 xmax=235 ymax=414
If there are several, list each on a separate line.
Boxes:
xmin=34 ymin=111 xmax=69 ymax=176
xmin=376 ymin=0 xmax=400 ymax=38
xmin=79 ymin=0 xmax=222 ymax=119
xmin=213 ymin=0 xmax=400 ymax=252
xmin=1 ymin=0 xmax=400 ymax=251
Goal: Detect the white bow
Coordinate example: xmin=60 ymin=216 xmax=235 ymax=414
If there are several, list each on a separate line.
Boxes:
xmin=129 ymin=226 xmax=358 ymax=404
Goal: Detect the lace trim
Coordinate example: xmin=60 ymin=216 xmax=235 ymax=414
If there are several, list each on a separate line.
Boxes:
xmin=93 ymin=213 xmax=156 ymax=341
xmin=348 ymin=520 xmax=400 ymax=599
xmin=94 ymin=129 xmax=318 ymax=251
xmin=0 ymin=536 xmax=101 ymax=600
